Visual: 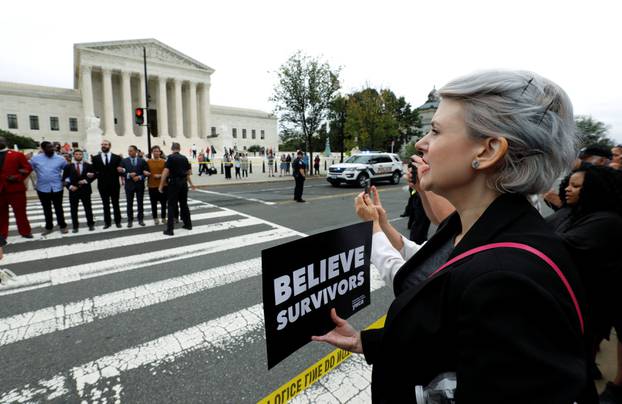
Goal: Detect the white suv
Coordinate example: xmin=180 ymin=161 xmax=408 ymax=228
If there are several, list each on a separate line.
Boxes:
xmin=327 ymin=152 xmax=404 ymax=187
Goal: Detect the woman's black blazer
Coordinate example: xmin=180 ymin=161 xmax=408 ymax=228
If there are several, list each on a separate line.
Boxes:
xmin=361 ymin=193 xmax=596 ymax=403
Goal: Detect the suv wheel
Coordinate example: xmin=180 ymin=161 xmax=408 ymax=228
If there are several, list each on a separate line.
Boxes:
xmin=357 ymin=173 xmax=369 ymax=188
xmin=390 ymin=171 xmax=401 ymax=185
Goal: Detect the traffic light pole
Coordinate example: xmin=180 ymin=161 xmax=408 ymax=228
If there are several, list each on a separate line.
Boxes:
xmin=143 ymin=47 xmax=152 ymax=153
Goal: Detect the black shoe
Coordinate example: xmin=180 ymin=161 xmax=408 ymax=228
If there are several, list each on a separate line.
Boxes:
xmin=600 ymin=382 xmax=622 ymax=404
xmin=182 ymin=225 xmax=192 ymax=230
xmin=115 ymin=223 xmax=122 ymax=229
xmin=163 ymin=230 xmax=174 ymax=236
xmin=21 ymin=234 xmax=33 ymax=239
xmin=127 ymin=221 xmax=133 ymax=228
xmin=72 ymin=228 xmax=79 ymax=234
xmin=41 ymin=228 xmax=54 ymax=236
xmin=60 ymin=227 xmax=69 ymax=234
xmin=399 ymin=213 xmax=408 ymax=217
xmin=88 ymin=225 xmax=95 ymax=231
xmin=0 ymin=238 xmax=7 ymax=247
xmin=297 ymin=199 xmax=306 ymax=203
xmin=103 ymin=224 xmax=111 ymax=229
xmin=138 ymin=221 xmax=145 ymax=227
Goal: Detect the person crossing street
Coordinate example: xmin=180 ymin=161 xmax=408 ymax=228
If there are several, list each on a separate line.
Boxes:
xmin=159 ymin=142 xmax=194 ymax=236
xmin=62 ymin=149 xmax=96 ymax=232
xmin=0 ymin=135 xmax=33 ymax=240
xmin=120 ymin=145 xmax=148 ymax=227
xmin=91 ymin=140 xmax=123 ymax=229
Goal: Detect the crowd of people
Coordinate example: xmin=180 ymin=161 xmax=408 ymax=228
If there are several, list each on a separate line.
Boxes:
xmin=0 ymin=136 xmax=195 ymax=248
xmin=312 ymin=70 xmax=622 ymax=403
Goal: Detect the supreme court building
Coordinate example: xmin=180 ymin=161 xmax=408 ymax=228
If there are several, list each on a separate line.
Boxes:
xmin=0 ymin=39 xmax=278 ymax=155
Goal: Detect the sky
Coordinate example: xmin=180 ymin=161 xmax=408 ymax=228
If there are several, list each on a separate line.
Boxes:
xmin=2 ymin=0 xmax=621 ymax=143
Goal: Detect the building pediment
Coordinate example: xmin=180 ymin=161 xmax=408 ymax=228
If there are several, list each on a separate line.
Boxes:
xmin=75 ymin=39 xmax=214 ymax=73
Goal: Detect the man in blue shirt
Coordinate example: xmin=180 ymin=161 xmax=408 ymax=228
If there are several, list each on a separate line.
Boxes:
xmin=30 ymin=142 xmax=68 ymax=235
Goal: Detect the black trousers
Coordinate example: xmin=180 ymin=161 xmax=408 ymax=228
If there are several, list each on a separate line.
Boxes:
xmin=99 ymin=186 xmax=122 ymax=226
xmin=37 ymin=190 xmax=67 ymax=230
xmin=69 ymin=191 xmax=94 ymax=229
xmin=235 ymin=167 xmax=241 ymax=178
xmin=125 ymin=186 xmax=144 ymax=222
xmin=224 ymin=165 xmax=232 ymax=179
xmin=166 ymin=180 xmax=191 ymax=231
xmin=148 ymin=187 xmax=167 ymax=219
xmin=294 ymin=176 xmax=305 ymax=200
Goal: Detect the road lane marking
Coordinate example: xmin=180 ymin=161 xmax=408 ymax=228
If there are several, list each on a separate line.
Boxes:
xmin=9 ymin=204 xmax=213 ymax=233
xmin=193 ymin=188 xmax=276 ymax=206
xmin=17 ymin=200 xmax=206 ymax=222
xmin=3 ymin=216 xmax=261 ymax=265
xmin=0 ymin=258 xmax=262 ymax=346
xmin=0 ymin=228 xmax=299 ymax=296
xmin=0 ymin=268 xmax=386 ymax=403
xmin=273 ymin=186 xmax=404 ymax=205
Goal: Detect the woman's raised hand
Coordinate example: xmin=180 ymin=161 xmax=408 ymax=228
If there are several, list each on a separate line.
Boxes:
xmin=369 ymin=186 xmax=388 ymax=224
xmin=354 ymin=191 xmax=379 ymax=222
xmin=311 ymin=309 xmax=363 ymax=353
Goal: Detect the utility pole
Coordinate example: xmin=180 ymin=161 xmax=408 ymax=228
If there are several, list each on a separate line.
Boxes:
xmin=143 ymin=47 xmax=152 ymax=153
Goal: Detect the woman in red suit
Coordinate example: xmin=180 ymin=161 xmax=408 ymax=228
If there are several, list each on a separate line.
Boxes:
xmin=0 ymin=136 xmax=33 ymax=240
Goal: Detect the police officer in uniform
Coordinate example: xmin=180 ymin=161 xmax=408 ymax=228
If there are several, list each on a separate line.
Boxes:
xmin=159 ymin=142 xmax=193 ymax=236
xmin=292 ymin=150 xmax=306 ymax=202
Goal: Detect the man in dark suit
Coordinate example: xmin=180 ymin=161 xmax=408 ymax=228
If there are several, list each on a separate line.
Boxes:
xmin=120 ymin=145 xmax=148 ymax=227
xmin=62 ymin=149 xmax=95 ymax=233
xmin=91 ymin=140 xmax=123 ymax=229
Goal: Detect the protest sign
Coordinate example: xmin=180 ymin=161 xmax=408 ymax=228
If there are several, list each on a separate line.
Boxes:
xmin=262 ymin=221 xmax=372 ymax=369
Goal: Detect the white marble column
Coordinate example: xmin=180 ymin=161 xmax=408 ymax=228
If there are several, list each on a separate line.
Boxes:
xmin=157 ymin=77 xmax=169 ymax=138
xmin=199 ymin=83 xmax=210 ymax=138
xmin=101 ymin=68 xmax=116 ymax=137
xmin=138 ymin=74 xmax=147 ymax=137
xmin=174 ymin=79 xmax=183 ymax=138
xmin=188 ymin=81 xmax=198 ymax=138
xmin=121 ymin=70 xmax=133 ymax=137
xmin=80 ymin=65 xmax=94 ymax=118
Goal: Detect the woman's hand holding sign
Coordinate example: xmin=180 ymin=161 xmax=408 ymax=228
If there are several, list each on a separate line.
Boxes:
xmin=311 ymin=308 xmax=362 ymax=353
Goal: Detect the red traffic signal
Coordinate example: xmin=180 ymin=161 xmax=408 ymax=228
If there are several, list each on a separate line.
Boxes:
xmin=135 ymin=108 xmax=145 ymax=125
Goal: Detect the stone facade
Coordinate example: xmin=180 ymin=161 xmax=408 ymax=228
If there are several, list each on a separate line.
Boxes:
xmin=0 ymin=38 xmax=277 ymax=155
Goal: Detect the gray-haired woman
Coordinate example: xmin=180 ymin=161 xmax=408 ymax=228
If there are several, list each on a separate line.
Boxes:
xmin=313 ymin=70 xmax=597 ymax=403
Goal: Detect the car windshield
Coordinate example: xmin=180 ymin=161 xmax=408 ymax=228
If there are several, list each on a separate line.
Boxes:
xmin=345 ymin=155 xmax=373 ymax=164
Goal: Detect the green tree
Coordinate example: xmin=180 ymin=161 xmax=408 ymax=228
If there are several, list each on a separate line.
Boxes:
xmin=575 ymin=115 xmax=613 ymax=148
xmin=0 ymin=129 xmax=38 ymax=149
xmin=271 ymin=51 xmax=341 ymax=175
xmin=328 ymin=95 xmax=349 ymax=162
xmin=343 ymin=88 xmax=420 ymax=152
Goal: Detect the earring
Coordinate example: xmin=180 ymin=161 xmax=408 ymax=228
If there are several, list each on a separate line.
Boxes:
xmin=471 ymin=160 xmax=480 ymax=169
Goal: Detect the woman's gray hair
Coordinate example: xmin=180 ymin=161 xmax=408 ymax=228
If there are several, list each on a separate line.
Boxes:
xmin=439 ymin=70 xmax=577 ymax=194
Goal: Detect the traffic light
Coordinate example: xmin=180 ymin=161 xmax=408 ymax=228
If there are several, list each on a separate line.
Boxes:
xmin=135 ymin=108 xmax=145 ymax=125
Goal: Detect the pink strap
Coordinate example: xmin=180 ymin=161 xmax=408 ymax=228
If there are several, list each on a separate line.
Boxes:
xmin=428 ymin=242 xmax=584 ymax=334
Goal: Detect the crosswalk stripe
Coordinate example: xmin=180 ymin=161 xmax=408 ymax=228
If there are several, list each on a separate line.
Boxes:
xmin=20 ymin=199 xmax=205 ymax=218
xmin=0 ymin=227 xmax=298 ymax=296
xmin=3 ymin=217 xmax=263 ymax=265
xmin=6 ymin=210 xmax=233 ymax=245
xmin=11 ymin=202 xmax=208 ymax=226
xmin=0 ymin=268 xmax=386 ymax=403
xmin=0 ymin=258 xmax=262 ymax=346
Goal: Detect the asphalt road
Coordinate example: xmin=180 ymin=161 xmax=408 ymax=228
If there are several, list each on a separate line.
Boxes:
xmin=0 ymin=176 xmax=412 ymax=403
